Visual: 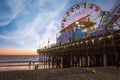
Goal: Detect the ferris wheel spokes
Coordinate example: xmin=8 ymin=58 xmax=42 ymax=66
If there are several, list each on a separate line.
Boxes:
xmin=61 ymin=2 xmax=102 ymax=29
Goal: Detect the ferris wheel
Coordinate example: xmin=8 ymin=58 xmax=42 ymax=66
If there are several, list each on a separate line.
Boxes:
xmin=61 ymin=2 xmax=102 ymax=29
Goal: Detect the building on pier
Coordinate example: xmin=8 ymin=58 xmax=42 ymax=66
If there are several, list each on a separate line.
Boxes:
xmin=37 ymin=2 xmax=120 ymax=68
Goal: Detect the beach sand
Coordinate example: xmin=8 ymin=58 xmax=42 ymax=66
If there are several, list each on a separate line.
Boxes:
xmin=0 ymin=66 xmax=34 ymax=72
xmin=0 ymin=66 xmax=120 ymax=80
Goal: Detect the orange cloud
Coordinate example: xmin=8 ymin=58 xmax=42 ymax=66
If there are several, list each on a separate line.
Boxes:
xmin=0 ymin=48 xmax=37 ymax=55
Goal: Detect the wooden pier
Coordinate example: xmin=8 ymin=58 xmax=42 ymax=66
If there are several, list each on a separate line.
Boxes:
xmin=37 ymin=30 xmax=120 ymax=68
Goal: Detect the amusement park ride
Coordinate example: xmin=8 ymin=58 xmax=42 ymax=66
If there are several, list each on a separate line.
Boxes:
xmin=37 ymin=2 xmax=120 ymax=68
xmin=57 ymin=2 xmax=103 ymax=45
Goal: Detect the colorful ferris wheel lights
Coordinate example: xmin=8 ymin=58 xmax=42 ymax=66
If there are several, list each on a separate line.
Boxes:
xmin=75 ymin=21 xmax=79 ymax=24
xmin=61 ymin=2 xmax=102 ymax=30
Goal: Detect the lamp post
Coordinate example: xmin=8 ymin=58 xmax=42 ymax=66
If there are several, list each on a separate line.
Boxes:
xmin=48 ymin=39 xmax=49 ymax=48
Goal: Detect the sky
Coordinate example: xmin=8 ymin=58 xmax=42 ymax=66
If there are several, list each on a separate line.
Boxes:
xmin=0 ymin=0 xmax=118 ymax=55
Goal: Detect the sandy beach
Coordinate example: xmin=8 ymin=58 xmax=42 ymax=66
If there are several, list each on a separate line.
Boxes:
xmin=0 ymin=64 xmax=44 ymax=72
xmin=0 ymin=66 xmax=120 ymax=80
xmin=0 ymin=66 xmax=34 ymax=72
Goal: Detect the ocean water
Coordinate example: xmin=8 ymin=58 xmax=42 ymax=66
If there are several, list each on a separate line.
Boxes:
xmin=0 ymin=55 xmax=46 ymax=71
xmin=0 ymin=55 xmax=39 ymax=62
xmin=0 ymin=55 xmax=40 ymax=66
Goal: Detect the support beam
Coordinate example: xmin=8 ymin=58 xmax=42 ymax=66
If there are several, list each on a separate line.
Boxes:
xmin=103 ymin=54 xmax=107 ymax=66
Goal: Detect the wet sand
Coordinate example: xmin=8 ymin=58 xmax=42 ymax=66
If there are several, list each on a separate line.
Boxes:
xmin=0 ymin=66 xmax=33 ymax=72
xmin=0 ymin=66 xmax=120 ymax=80
xmin=0 ymin=64 xmax=44 ymax=72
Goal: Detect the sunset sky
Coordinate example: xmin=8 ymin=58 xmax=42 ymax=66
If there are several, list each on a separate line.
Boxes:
xmin=0 ymin=0 xmax=118 ymax=55
xmin=0 ymin=49 xmax=36 ymax=55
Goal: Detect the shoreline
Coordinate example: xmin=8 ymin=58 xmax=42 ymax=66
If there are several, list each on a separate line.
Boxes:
xmin=0 ymin=66 xmax=34 ymax=72
xmin=0 ymin=64 xmax=45 ymax=72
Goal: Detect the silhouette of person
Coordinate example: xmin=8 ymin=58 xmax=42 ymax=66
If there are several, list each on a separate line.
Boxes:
xmin=29 ymin=61 xmax=31 ymax=68
xmin=35 ymin=64 xmax=38 ymax=70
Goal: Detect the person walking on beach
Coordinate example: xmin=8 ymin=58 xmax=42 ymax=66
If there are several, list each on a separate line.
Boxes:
xmin=29 ymin=61 xmax=31 ymax=68
xmin=35 ymin=64 xmax=38 ymax=70
xmin=33 ymin=61 xmax=35 ymax=68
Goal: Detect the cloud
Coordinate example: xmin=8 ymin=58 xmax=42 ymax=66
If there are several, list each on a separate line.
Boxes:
xmin=0 ymin=0 xmax=68 ymax=49
xmin=0 ymin=20 xmax=11 ymax=26
xmin=0 ymin=0 xmax=25 ymax=27
xmin=40 ymin=20 xmax=59 ymax=47
xmin=0 ymin=35 xmax=10 ymax=40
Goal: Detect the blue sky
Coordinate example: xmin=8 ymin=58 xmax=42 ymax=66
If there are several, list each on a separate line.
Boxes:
xmin=0 ymin=0 xmax=118 ymax=50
